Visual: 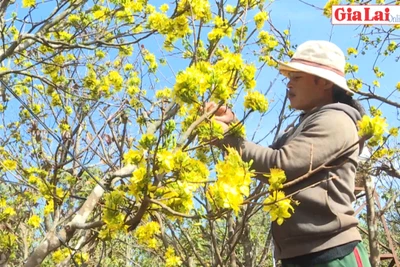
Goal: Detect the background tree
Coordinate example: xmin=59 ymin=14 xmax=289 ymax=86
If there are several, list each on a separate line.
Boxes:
xmin=0 ymin=0 xmax=398 ymax=266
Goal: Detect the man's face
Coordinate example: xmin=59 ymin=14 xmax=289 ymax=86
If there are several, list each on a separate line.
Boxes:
xmin=286 ymin=72 xmax=328 ymax=112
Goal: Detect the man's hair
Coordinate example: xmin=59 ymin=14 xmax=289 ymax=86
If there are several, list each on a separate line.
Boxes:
xmin=314 ymin=76 xmax=365 ymax=116
xmin=332 ymin=84 xmax=365 ymax=116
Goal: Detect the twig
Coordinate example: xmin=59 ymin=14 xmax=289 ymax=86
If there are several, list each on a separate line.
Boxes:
xmin=71 ymin=221 xmax=104 ymax=230
xmin=379 ymin=191 xmax=400 ymax=217
xmin=356 ymin=89 xmax=400 ymax=109
xmin=148 ymin=199 xmax=201 ymax=219
xmin=244 ymin=175 xmax=338 ymax=206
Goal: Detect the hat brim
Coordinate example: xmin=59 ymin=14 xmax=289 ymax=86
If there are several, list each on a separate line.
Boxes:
xmin=278 ymin=61 xmax=354 ymax=96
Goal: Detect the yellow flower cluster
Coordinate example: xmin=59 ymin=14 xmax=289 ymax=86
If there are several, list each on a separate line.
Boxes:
xmin=197 ymin=119 xmax=225 ymax=142
xmin=2 ymin=159 xmax=17 ymax=171
xmin=142 ymin=49 xmax=158 ymax=73
xmin=244 ymin=91 xmax=269 ymax=113
xmin=0 ymin=199 xmax=16 ymax=221
xmin=147 ymin=12 xmax=170 ymax=34
xmin=262 ymin=168 xmax=296 ymax=225
xmin=156 ymin=87 xmax=172 ymax=99
xmin=323 ymin=0 xmax=341 ymax=18
xmin=387 ymin=41 xmax=397 ymax=53
xmin=146 ymin=10 xmax=191 ymax=51
xmin=254 ymin=11 xmax=268 ymax=30
xmin=264 ymin=168 xmax=286 ymax=191
xmin=226 ymin=5 xmax=236 ymax=14
xmin=0 ymin=230 xmax=17 ymax=252
xmin=344 ymin=63 xmax=359 ymax=74
xmin=139 ymin=133 xmax=157 ymax=149
xmin=347 ymin=78 xmax=363 ymax=92
xmin=134 ymin=221 xmax=161 ymax=249
xmin=155 ymin=150 xmax=209 ymax=213
xmin=239 ymin=0 xmax=261 ymax=7
xmin=263 ymin=191 xmax=295 ymax=225
xmin=173 ymin=52 xmax=256 ymax=105
xmin=241 ymin=64 xmax=257 ymax=90
xmin=358 ymin=115 xmax=388 ymax=146
xmin=373 ymin=66 xmax=384 ymax=78
xmin=347 ymin=47 xmax=358 ymax=56
xmin=27 ymin=214 xmax=41 ymax=228
xmin=52 ymin=248 xmax=69 ymax=264
xmin=207 ymin=147 xmax=255 ymax=214
xmin=228 ymin=121 xmax=246 ymax=138
xmin=258 ymin=31 xmax=279 ymax=51
xmin=157 ymin=180 xmax=197 ymax=214
xmin=128 ymin=167 xmax=148 ymax=198
xmin=208 ymin=16 xmax=232 ymax=41
xmin=173 ymin=62 xmax=212 ymax=104
xmin=101 ymin=191 xmax=126 ymax=239
xmin=165 ymin=246 xmax=182 ymax=267
xmin=177 ymin=0 xmax=212 ymax=22
xmin=123 ymin=0 xmax=146 ymax=13
xmin=123 ymin=149 xmax=144 ymax=165
xmin=389 ymin=127 xmax=398 ymax=137
xmin=372 ymin=148 xmax=395 ymax=160
xmin=108 ymin=71 xmax=123 ymax=91
xmin=22 ymin=0 xmax=35 ymax=8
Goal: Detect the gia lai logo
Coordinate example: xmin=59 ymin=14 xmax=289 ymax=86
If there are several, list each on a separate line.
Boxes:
xmin=332 ymin=5 xmax=400 ymax=25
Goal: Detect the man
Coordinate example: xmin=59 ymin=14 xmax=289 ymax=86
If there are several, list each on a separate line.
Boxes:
xmin=210 ymin=40 xmax=371 ymax=267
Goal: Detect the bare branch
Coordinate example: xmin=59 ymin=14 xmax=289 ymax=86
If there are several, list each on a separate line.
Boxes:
xmin=356 ymin=90 xmax=400 ymax=109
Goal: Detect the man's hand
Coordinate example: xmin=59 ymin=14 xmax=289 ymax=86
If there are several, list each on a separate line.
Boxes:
xmin=205 ymin=102 xmax=236 ymax=124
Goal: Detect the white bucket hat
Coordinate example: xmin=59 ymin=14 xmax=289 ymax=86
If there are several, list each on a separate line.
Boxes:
xmin=278 ymin=40 xmax=353 ymax=95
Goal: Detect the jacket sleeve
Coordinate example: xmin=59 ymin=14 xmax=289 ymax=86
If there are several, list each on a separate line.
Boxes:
xmin=229 ymin=110 xmax=359 ymax=182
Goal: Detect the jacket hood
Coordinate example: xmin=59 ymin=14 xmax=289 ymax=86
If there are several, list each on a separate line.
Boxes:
xmin=310 ymin=103 xmax=364 ymax=154
xmin=319 ymin=103 xmax=362 ymax=127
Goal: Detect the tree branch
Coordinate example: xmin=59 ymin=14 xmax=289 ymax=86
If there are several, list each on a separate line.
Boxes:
xmin=356 ymin=90 xmax=400 ymax=109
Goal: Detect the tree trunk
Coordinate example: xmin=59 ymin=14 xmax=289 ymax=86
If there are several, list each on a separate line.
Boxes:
xmin=242 ymin=224 xmax=253 ymax=267
xmin=227 ymin=213 xmax=237 ymax=267
xmin=24 ymin=165 xmax=135 ymax=266
xmin=364 ymin=175 xmax=380 ymax=267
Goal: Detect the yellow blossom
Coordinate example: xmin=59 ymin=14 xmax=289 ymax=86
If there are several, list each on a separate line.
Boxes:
xmin=108 ymin=70 xmax=123 ymax=91
xmin=156 ymin=87 xmax=171 ymax=99
xmin=165 ymin=246 xmax=182 ymax=267
xmin=263 ymin=191 xmax=295 ymax=225
xmin=226 ymin=5 xmax=236 ymax=13
xmin=389 ymin=127 xmax=398 ymax=137
xmin=3 ymin=207 xmax=16 ymax=217
xmin=134 ymin=221 xmax=161 ymax=249
xmin=2 ymin=160 xmax=17 ymax=171
xmin=372 ymin=80 xmax=380 ymax=87
xmin=396 ymin=82 xmax=400 ymax=91
xmin=358 ymin=115 xmax=388 ymax=146
xmin=347 ymin=78 xmax=362 ymax=92
xmin=28 ymin=214 xmax=41 ymax=228
xmin=244 ymin=91 xmax=269 ymax=112
xmin=52 ymin=249 xmax=69 ymax=264
xmin=323 ymin=0 xmax=340 ymax=18
xmin=207 ymin=147 xmax=255 ymax=214
xmin=264 ymin=168 xmax=286 ymax=191
xmin=258 ymin=31 xmax=279 ymax=51
xmin=254 ymin=11 xmax=268 ymax=29
xmin=159 ymin=4 xmax=169 ymax=13
xmin=123 ymin=149 xmax=144 ymax=165
xmin=22 ymin=0 xmax=35 ymax=8
xmin=347 ymin=47 xmax=358 ymax=55
xmin=177 ymin=0 xmax=212 ymax=21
